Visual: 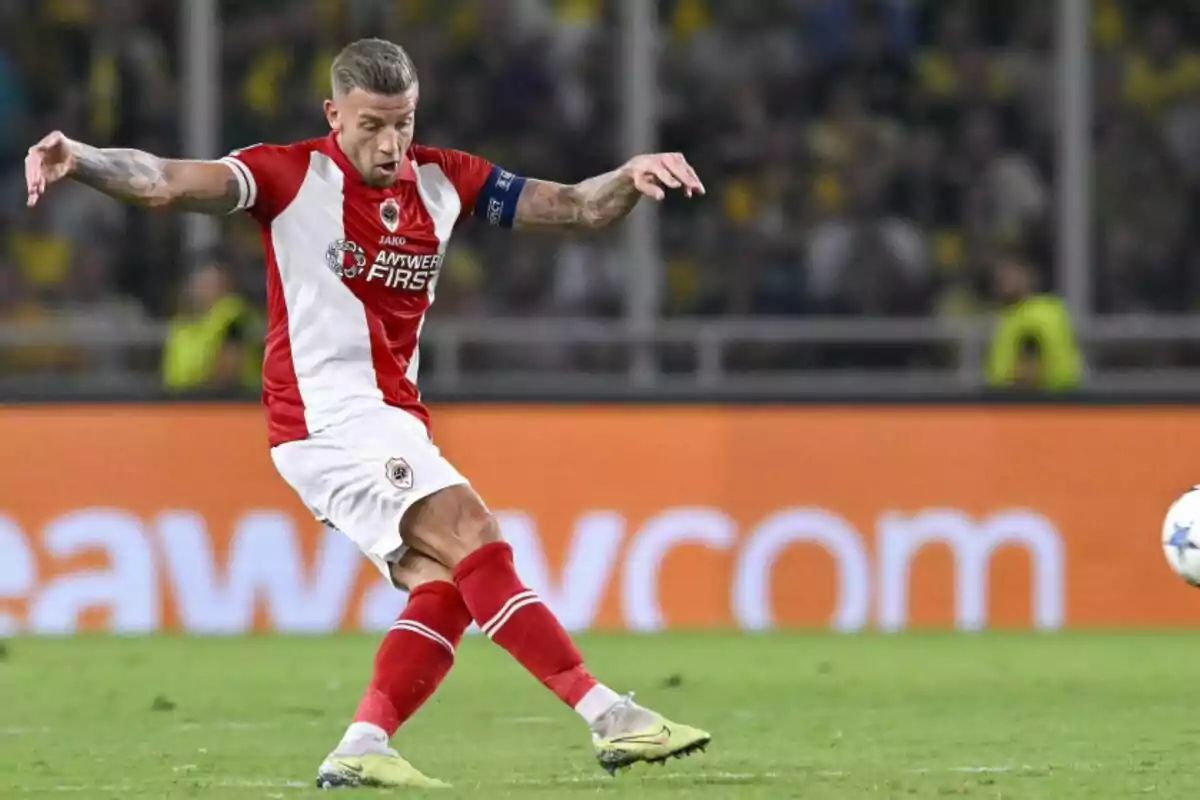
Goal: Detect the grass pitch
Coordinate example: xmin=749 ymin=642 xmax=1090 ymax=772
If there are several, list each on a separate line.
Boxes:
xmin=2 ymin=633 xmax=1198 ymax=798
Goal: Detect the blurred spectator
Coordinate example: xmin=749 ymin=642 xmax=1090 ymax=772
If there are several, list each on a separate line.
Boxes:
xmin=161 ymin=256 xmax=261 ymax=393
xmin=1122 ymin=10 xmax=1200 ymax=118
xmin=985 ymin=255 xmax=1083 ymax=391
xmin=914 ymin=5 xmax=1013 ymax=119
xmin=2 ymin=0 xmax=1200 ymax=386
xmin=807 ymin=80 xmax=904 ymax=171
xmin=807 ymin=166 xmax=930 ymax=316
xmin=957 ymin=108 xmax=1048 ymax=245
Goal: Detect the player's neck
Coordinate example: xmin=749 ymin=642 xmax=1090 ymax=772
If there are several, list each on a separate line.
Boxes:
xmin=329 ymin=132 xmax=367 ymax=184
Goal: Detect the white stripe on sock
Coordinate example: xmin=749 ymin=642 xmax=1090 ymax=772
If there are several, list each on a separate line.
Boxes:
xmin=390 ymin=620 xmax=454 ymax=656
xmin=480 ymin=590 xmax=536 ymax=636
xmin=483 ymin=595 xmax=541 ymax=639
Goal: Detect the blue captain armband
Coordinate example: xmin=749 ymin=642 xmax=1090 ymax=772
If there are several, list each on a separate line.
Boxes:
xmin=474 ymin=165 xmax=527 ymax=228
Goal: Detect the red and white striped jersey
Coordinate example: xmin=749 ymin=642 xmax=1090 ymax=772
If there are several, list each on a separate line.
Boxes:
xmin=220 ymin=133 xmax=525 ymax=447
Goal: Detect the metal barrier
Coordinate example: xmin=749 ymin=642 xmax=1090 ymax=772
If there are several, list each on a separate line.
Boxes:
xmin=4 ymin=314 xmax=1200 ymax=399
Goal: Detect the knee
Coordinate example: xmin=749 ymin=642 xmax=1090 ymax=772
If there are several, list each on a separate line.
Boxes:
xmin=401 ymin=486 xmax=503 ymax=568
xmin=457 ymin=506 xmax=502 ymax=553
xmin=434 ymin=503 xmax=501 ymax=566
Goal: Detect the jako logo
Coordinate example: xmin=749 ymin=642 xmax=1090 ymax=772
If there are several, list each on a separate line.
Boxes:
xmin=0 ymin=506 xmax=1064 ymax=635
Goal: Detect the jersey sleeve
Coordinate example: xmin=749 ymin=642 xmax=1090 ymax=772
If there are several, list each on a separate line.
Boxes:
xmin=219 ymin=143 xmax=307 ymax=223
xmin=418 ymin=146 xmax=527 ymax=229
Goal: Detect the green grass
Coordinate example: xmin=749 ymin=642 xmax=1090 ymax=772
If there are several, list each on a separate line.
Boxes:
xmin=2 ymin=633 xmax=1200 ymax=798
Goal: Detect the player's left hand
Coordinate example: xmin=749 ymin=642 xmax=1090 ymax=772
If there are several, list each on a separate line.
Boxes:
xmin=624 ymin=153 xmax=705 ymax=201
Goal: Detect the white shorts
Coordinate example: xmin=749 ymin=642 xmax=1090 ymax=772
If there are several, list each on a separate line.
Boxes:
xmin=270 ymin=406 xmax=469 ymax=583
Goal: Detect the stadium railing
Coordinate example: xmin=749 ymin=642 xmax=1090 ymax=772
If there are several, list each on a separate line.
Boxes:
xmin=4 ymin=315 xmax=1200 ymax=399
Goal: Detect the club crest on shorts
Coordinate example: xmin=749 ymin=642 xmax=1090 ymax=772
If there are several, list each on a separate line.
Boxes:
xmin=385 ymin=457 xmax=414 ymax=490
xmin=380 ymin=198 xmax=400 ymax=233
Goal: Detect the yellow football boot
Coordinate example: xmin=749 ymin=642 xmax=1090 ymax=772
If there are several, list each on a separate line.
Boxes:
xmin=591 ymin=693 xmax=711 ymax=775
xmin=315 ymin=749 xmax=449 ymax=790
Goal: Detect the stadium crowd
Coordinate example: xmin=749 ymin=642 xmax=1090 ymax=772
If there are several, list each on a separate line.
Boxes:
xmin=1 ymin=0 xmax=1199 ymax=384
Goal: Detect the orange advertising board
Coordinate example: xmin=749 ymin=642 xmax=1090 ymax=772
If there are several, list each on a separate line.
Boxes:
xmin=0 ymin=403 xmax=1196 ymax=634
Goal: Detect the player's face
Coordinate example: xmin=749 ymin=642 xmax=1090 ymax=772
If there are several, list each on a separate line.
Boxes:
xmin=325 ymin=86 xmax=419 ymax=187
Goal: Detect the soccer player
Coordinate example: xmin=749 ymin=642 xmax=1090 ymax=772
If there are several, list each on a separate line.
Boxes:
xmin=25 ymin=39 xmax=709 ymax=789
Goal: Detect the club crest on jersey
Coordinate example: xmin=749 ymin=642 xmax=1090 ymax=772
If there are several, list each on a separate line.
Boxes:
xmin=326 ymin=239 xmax=366 ymax=279
xmin=380 ymin=198 xmax=400 ymax=233
xmin=385 ymin=457 xmax=414 ymax=491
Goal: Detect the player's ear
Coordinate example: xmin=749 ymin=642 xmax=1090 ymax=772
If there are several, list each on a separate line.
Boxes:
xmin=323 ymin=99 xmax=341 ymax=132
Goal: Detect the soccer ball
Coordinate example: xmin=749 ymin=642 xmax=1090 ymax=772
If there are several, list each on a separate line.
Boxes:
xmin=1163 ymin=486 xmax=1200 ymax=586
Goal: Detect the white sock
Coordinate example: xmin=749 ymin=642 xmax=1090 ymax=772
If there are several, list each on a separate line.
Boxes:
xmin=574 ymin=684 xmax=622 ymax=727
xmin=336 ymin=721 xmax=389 ymax=754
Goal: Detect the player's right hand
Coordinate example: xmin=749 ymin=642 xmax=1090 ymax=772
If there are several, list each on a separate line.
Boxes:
xmin=26 ymin=131 xmax=77 ymax=207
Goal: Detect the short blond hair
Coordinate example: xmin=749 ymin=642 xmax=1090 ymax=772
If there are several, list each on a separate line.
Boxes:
xmin=331 ymin=38 xmax=417 ymax=97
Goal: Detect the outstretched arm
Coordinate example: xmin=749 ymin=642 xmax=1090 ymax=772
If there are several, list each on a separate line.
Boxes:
xmin=70 ymin=145 xmax=242 ymax=214
xmin=513 ymin=153 xmax=705 ymax=232
xmin=26 ymin=131 xmax=242 ymax=215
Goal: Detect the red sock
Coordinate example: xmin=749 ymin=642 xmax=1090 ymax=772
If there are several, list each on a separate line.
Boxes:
xmin=452 ymin=541 xmax=598 ymax=707
xmin=352 ymin=581 xmax=472 ymax=735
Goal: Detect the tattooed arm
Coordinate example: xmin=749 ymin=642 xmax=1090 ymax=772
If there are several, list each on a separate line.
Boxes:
xmin=25 ymin=131 xmax=242 ymax=215
xmin=513 ymin=153 xmax=705 ymax=232
xmin=71 ymin=144 xmax=241 ymax=214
